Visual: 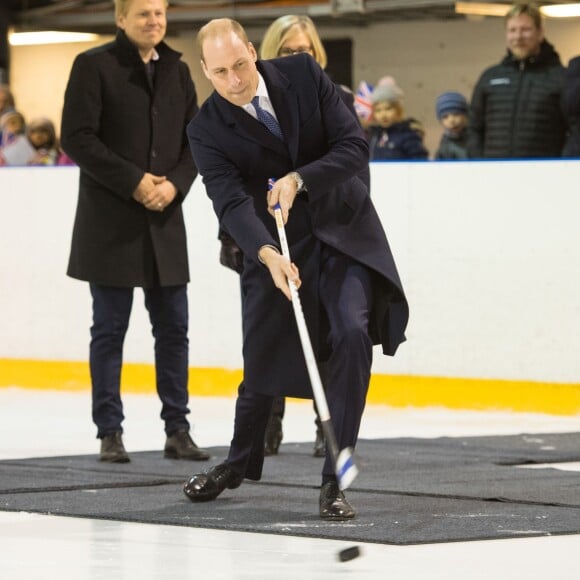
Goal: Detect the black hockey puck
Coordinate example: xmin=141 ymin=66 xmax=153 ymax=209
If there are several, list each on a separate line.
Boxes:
xmin=338 ymin=545 xmax=361 ymax=562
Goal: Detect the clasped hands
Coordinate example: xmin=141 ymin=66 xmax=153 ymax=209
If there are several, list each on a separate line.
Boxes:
xmin=132 ymin=173 xmax=177 ymax=212
xmin=259 ymin=174 xmax=302 ymax=301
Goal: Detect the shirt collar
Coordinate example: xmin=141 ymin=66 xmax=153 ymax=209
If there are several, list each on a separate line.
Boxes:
xmin=242 ymin=73 xmax=270 ymax=114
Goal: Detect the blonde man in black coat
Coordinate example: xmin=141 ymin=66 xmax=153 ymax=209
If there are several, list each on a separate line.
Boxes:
xmin=61 ymin=0 xmax=209 ymax=463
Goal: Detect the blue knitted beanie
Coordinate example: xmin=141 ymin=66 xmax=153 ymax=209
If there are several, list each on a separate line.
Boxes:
xmin=435 ymin=91 xmax=468 ymax=120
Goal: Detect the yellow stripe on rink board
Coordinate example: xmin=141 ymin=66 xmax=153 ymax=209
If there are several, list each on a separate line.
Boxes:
xmin=0 ymin=359 xmax=241 ymax=397
xmin=0 ymin=359 xmax=579 ymax=416
xmin=367 ymin=374 xmax=580 ymax=416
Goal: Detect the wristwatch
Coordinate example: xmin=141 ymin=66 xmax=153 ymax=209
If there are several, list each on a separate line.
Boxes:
xmin=288 ymin=171 xmax=306 ymax=193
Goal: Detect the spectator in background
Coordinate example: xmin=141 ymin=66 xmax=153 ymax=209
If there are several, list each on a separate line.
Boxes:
xmin=0 ymin=109 xmax=25 ymax=146
xmin=0 ymin=84 xmax=14 ymax=114
xmin=367 ymin=78 xmax=428 ymax=161
xmin=0 ymin=109 xmax=36 ymax=165
xmin=259 ymin=15 xmax=370 ymax=191
xmin=0 ymin=84 xmax=15 ymax=147
xmin=434 ymin=91 xmax=469 ymax=160
xmin=468 ymin=2 xmax=566 ymax=159
xmin=61 ymin=0 xmax=209 ymax=464
xmin=27 ymin=117 xmax=63 ymax=165
xmin=562 ymin=56 xmax=580 ymax=157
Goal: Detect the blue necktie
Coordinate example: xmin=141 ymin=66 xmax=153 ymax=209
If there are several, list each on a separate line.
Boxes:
xmin=252 ymin=96 xmax=284 ymax=140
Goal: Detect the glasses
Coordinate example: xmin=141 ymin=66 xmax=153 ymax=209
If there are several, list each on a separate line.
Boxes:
xmin=278 ymin=46 xmax=313 ymax=57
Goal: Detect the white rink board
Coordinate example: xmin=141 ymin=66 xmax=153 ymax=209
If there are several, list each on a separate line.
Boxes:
xmin=1 ymin=160 xmax=579 ymax=383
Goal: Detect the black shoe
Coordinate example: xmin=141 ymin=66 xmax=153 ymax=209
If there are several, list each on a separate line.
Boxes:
xmin=319 ymin=481 xmax=356 ymax=520
xmin=183 ymin=463 xmax=244 ymax=502
xmin=313 ymin=425 xmax=326 ymax=458
xmin=164 ymin=430 xmax=210 ymax=461
xmin=264 ymin=415 xmax=283 ymax=456
xmin=100 ymin=432 xmax=130 ymax=463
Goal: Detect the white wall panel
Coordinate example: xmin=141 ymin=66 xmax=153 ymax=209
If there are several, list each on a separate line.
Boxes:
xmin=1 ymin=161 xmax=579 ymax=383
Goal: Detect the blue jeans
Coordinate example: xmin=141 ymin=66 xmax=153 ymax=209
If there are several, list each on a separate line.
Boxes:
xmin=89 ymin=283 xmax=190 ymax=438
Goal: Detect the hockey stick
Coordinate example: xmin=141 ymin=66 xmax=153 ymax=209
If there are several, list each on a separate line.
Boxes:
xmin=271 ymin=187 xmax=358 ymax=490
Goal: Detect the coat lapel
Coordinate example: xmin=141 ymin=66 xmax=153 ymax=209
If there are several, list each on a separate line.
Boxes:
xmin=214 ymin=93 xmax=289 ymax=157
xmin=211 ymin=61 xmax=300 ymax=161
xmin=259 ymin=60 xmax=300 ymax=165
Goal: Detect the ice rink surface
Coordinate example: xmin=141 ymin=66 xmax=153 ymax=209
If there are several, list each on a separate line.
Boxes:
xmin=1 ymin=388 xmax=579 ymax=580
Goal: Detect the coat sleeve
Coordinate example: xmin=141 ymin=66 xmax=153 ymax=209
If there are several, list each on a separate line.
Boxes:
xmin=295 ymin=59 xmax=370 ymax=203
xmin=187 ymin=117 xmax=279 ymax=263
xmin=337 ymin=85 xmax=371 ymax=191
xmin=60 ymin=53 xmax=144 ymax=199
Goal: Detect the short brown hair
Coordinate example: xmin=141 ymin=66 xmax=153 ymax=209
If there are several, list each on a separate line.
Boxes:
xmin=505 ymin=2 xmax=543 ymax=29
xmin=197 ymin=18 xmax=249 ymax=63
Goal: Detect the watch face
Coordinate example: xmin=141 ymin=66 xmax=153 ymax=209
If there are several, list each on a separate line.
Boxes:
xmin=292 ymin=172 xmax=303 ymax=191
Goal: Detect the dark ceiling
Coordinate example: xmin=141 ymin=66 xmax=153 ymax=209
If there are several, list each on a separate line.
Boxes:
xmin=4 ymin=1 xmax=575 ymax=34
xmin=4 ymin=1 xmax=467 ymax=34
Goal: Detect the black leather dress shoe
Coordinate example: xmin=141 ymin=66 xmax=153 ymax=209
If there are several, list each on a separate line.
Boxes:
xmin=100 ymin=432 xmax=130 ymax=463
xmin=164 ymin=430 xmax=210 ymax=461
xmin=319 ymin=481 xmax=356 ymax=520
xmin=183 ymin=463 xmax=244 ymax=502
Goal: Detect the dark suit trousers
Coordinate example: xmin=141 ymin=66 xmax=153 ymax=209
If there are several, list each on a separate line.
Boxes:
xmin=89 ymin=283 xmax=191 ymax=438
xmin=225 ymin=244 xmax=373 ymax=484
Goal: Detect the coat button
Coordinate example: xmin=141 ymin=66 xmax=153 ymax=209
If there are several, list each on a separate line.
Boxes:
xmin=151 ymin=150 xmax=157 ymax=158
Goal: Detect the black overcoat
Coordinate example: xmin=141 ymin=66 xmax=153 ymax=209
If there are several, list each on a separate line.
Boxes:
xmin=61 ymin=30 xmax=198 ymax=287
xmin=188 ymin=55 xmax=408 ymax=397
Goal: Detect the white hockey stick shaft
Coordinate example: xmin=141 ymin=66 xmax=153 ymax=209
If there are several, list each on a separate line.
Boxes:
xmin=272 ymin=194 xmax=358 ymax=489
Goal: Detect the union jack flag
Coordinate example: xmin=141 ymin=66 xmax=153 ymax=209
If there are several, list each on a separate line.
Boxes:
xmin=354 ymin=81 xmax=374 ymax=122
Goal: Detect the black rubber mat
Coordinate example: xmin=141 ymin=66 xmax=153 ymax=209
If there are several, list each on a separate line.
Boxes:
xmin=1 ymin=432 xmax=579 ymax=545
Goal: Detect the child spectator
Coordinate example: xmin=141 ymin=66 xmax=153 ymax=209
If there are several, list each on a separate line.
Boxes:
xmin=434 ymin=91 xmax=469 ymax=160
xmin=26 ymin=117 xmax=74 ymax=166
xmin=0 ymin=109 xmax=25 ymax=146
xmin=368 ymin=78 xmax=428 ymax=161
xmin=0 ymin=85 xmax=15 ymax=147
xmin=0 ymin=110 xmax=36 ymax=166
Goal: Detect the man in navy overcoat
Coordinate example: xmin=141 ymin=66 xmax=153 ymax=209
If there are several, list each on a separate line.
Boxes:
xmin=184 ymin=18 xmax=408 ymax=519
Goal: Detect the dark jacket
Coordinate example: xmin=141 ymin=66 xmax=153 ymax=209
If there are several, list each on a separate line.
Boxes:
xmin=368 ymin=119 xmax=429 ymax=161
xmin=562 ymin=55 xmax=580 ymax=157
xmin=188 ymin=54 xmax=408 ymax=397
xmin=61 ymin=30 xmax=198 ymax=287
xmin=217 ymin=81 xmax=370 ymax=274
xmin=435 ymin=129 xmax=469 ymax=160
xmin=467 ymin=40 xmax=566 ymax=159
xmin=337 ymin=85 xmax=371 ymax=190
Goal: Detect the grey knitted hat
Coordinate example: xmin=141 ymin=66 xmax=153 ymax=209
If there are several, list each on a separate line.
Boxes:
xmin=370 ymin=78 xmax=404 ymax=105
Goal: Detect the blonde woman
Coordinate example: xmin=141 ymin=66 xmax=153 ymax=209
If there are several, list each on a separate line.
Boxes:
xmin=259 ymin=14 xmax=327 ymax=66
